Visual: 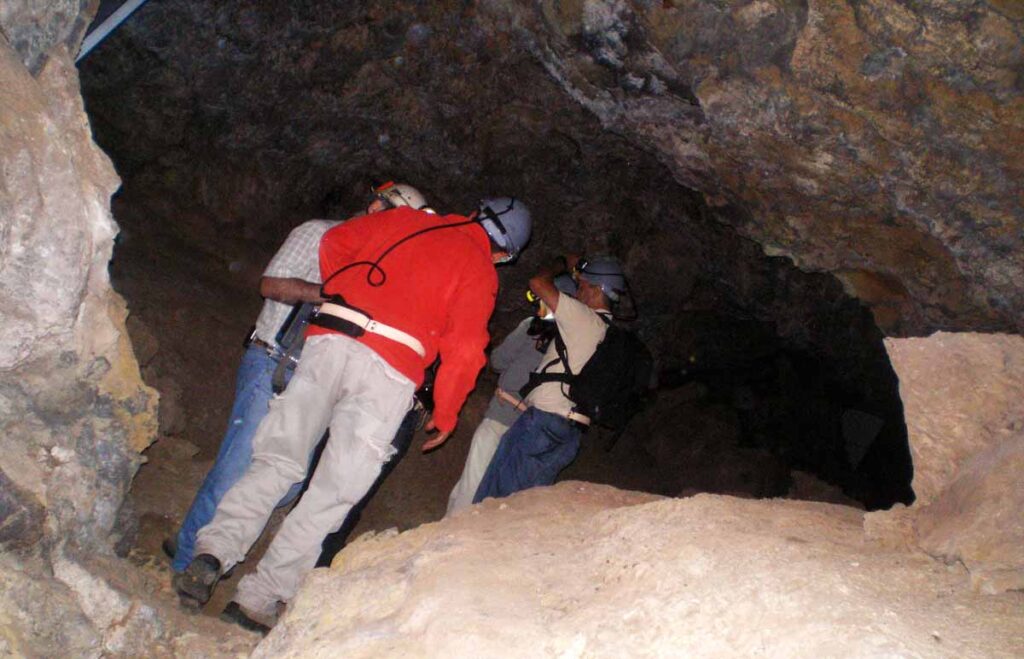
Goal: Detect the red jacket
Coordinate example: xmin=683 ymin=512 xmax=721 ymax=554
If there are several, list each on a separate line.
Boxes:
xmin=308 ymin=207 xmax=497 ymax=432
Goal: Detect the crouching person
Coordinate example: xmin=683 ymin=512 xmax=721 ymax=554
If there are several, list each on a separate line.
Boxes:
xmin=446 ymin=273 xmax=578 ymax=516
xmin=473 ymin=255 xmax=629 ymax=502
xmin=174 ymin=193 xmax=530 ymax=632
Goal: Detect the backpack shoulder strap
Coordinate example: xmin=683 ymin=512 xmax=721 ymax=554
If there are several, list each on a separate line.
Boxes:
xmin=518 ymin=328 xmax=573 ymax=399
xmin=552 ymin=328 xmax=571 ymax=376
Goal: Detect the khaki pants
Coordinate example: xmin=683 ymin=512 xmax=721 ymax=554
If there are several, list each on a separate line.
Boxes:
xmin=445 ymin=397 xmax=518 ymax=516
xmin=195 ymin=334 xmax=414 ymax=616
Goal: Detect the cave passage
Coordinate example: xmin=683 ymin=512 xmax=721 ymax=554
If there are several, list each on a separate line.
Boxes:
xmin=78 ymin=0 xmax=914 ymax=583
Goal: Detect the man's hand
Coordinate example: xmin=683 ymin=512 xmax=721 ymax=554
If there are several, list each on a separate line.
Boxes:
xmin=529 ymin=254 xmax=571 ymax=315
xmin=565 ymin=253 xmax=582 ymax=273
xmin=421 ymin=416 xmax=453 ymax=452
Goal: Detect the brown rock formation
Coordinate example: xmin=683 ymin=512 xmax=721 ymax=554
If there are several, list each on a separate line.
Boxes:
xmin=480 ymin=0 xmax=1024 ymax=335
xmin=78 ymin=0 xmax=1023 ymax=336
xmin=1 ymin=0 xmax=1021 ymax=653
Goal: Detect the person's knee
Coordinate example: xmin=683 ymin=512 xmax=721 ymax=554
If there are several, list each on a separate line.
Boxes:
xmin=251 ymin=451 xmax=306 ymax=485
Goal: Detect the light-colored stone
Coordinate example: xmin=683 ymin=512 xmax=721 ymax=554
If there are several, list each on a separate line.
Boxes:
xmin=257 ymin=483 xmax=1024 ymax=657
xmin=0 ymin=554 xmax=101 ymax=658
xmin=884 ymin=332 xmax=1024 ymax=593
xmin=0 ymin=24 xmax=158 ymax=556
xmin=53 ymin=556 xmax=132 ymax=631
xmin=884 ymin=332 xmax=1024 ymax=507
xmin=916 ymin=435 xmax=1024 ymax=594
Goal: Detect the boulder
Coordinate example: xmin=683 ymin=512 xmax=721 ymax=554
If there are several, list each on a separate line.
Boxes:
xmin=884 ymin=332 xmax=1024 ymax=593
xmin=256 ymin=483 xmax=1023 ymax=657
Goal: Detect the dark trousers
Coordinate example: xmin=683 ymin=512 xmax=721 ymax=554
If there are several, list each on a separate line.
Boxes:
xmin=473 ymin=407 xmax=582 ymax=503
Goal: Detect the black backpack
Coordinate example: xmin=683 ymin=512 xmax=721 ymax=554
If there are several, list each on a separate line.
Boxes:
xmin=521 ymin=316 xmax=654 ymax=430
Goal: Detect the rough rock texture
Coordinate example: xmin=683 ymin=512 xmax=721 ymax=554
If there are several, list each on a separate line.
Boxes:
xmin=482 ymin=0 xmax=1024 ymax=335
xmin=0 ymin=8 xmax=256 ymax=656
xmin=0 ymin=16 xmax=155 ymax=564
xmin=0 ymin=0 xmax=94 ymax=74
xmin=79 ymin=0 xmax=1024 ymax=336
xmin=884 ymin=332 xmax=1024 ymax=594
xmin=256 ymin=483 xmax=1024 ymax=657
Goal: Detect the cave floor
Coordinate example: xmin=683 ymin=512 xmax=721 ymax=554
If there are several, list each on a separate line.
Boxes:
xmin=256 ymin=483 xmax=1024 ymax=657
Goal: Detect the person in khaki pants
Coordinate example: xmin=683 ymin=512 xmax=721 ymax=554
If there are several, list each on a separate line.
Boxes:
xmin=446 ymin=273 xmax=578 ymax=516
xmin=175 ymin=194 xmax=532 ymax=632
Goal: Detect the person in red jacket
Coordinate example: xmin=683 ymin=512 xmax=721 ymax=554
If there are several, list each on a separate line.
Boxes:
xmin=175 ymin=187 xmax=532 ymax=631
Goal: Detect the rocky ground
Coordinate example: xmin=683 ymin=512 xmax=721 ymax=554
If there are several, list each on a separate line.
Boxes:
xmin=256 ymin=482 xmax=1024 ymax=658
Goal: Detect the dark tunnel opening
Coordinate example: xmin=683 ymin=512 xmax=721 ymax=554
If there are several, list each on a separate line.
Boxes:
xmin=77 ymin=0 xmax=915 ymax=588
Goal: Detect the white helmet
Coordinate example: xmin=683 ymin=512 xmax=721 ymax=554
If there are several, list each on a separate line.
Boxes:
xmin=577 ymin=256 xmax=627 ymax=302
xmin=478 ymin=196 xmax=532 ymax=260
xmin=373 ymin=181 xmax=428 ymax=210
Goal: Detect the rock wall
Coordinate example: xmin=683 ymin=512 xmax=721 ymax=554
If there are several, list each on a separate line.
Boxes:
xmin=883 ymin=333 xmax=1024 ymax=594
xmin=0 ymin=6 xmax=249 ymax=655
xmin=0 ymin=9 xmax=155 ymax=560
xmin=478 ymin=0 xmax=1024 ymax=335
xmin=78 ymin=0 xmax=916 ymax=510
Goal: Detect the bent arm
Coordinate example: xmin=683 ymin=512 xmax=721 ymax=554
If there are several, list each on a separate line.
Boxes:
xmin=528 ymin=255 xmax=568 ymax=313
xmin=430 ymin=268 xmax=498 ymax=435
xmin=259 ymin=276 xmax=326 ymax=304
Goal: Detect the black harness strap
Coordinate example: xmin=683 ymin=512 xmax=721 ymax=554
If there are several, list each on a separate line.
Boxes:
xmin=519 ymin=330 xmax=573 ymax=399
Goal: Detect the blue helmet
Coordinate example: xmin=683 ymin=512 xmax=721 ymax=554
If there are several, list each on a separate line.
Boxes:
xmin=478 ymin=197 xmax=532 ymax=261
xmin=577 ymin=255 xmax=627 ymax=302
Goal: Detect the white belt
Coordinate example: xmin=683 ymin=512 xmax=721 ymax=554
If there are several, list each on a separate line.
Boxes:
xmin=566 ymin=410 xmax=591 ymax=426
xmin=495 ymin=387 xmax=527 ymax=411
xmin=518 ymin=396 xmax=591 ymax=427
xmin=318 ymin=302 xmax=426 ymax=358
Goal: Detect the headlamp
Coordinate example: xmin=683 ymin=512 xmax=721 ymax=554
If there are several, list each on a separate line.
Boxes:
xmin=525 ymin=289 xmax=552 ymax=320
xmin=571 ymin=257 xmax=590 ymax=282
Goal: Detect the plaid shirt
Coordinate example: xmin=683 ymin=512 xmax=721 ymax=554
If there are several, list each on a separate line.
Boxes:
xmin=253 ymin=220 xmax=337 ymax=345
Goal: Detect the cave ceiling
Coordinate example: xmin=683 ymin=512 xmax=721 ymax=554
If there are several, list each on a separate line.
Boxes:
xmin=79 ymin=0 xmax=1023 ymax=337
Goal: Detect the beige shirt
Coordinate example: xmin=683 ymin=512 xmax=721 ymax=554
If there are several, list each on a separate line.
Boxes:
xmin=525 ymin=294 xmax=612 ymax=417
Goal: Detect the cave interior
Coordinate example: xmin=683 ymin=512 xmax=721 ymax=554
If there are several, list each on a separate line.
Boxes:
xmin=3 ymin=0 xmax=1024 ymax=652
xmin=72 ymin=1 xmax=920 ymax=580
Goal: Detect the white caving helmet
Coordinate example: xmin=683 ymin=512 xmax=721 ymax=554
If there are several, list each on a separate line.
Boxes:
xmin=373 ymin=181 xmax=429 ymax=211
xmin=478 ymin=196 xmax=532 ymax=261
xmin=576 ymin=255 xmax=627 ymax=303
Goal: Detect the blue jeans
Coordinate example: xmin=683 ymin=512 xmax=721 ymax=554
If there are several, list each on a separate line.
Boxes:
xmin=172 ymin=346 xmax=302 ymax=572
xmin=473 ymin=407 xmax=582 ymax=503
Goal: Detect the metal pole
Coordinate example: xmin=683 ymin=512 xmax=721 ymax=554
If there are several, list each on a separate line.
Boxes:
xmin=76 ymin=0 xmax=151 ymax=63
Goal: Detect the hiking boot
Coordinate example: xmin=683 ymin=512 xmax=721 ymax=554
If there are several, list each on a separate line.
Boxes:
xmin=161 ymin=537 xmax=177 ymax=561
xmin=172 ymin=554 xmax=222 ymax=606
xmin=220 ymin=601 xmax=272 ymax=636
